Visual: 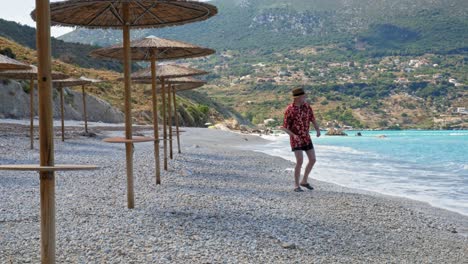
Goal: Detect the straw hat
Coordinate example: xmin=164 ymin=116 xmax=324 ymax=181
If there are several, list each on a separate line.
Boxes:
xmin=292 ymin=88 xmax=306 ymax=98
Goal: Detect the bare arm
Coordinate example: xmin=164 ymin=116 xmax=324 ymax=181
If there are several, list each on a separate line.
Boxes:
xmin=280 ymin=126 xmax=295 ymax=137
xmin=311 ymin=119 xmax=321 ymax=137
xmin=280 ymin=126 xmax=300 ymax=141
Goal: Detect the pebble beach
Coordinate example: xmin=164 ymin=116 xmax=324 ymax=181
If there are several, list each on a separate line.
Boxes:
xmin=0 ymin=124 xmax=467 ymax=263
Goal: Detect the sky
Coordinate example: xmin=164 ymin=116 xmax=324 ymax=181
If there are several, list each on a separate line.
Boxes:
xmin=0 ymin=0 xmax=73 ymax=37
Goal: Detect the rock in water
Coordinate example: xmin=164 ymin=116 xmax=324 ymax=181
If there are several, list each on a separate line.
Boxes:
xmin=325 ymin=128 xmax=348 ymax=136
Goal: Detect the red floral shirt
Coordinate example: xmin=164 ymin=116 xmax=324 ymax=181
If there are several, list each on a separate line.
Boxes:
xmin=283 ymin=102 xmax=316 ymax=148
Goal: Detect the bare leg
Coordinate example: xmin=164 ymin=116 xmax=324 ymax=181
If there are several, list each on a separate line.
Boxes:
xmin=301 ymin=149 xmax=316 ymax=185
xmin=293 ymin=151 xmax=304 ymax=188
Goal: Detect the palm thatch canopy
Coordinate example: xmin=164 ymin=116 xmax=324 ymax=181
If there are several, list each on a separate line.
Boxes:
xmin=53 ymin=78 xmax=93 ymax=87
xmin=134 ymin=76 xmax=206 ymax=85
xmin=79 ymin=76 xmax=105 ymax=83
xmin=0 ymin=65 xmax=69 ymax=80
xmin=171 ymin=81 xmax=205 ymax=91
xmin=31 ymin=0 xmax=217 ymax=29
xmin=134 ymin=78 xmax=205 ymax=91
xmin=90 ymin=36 xmax=215 ymax=61
xmin=127 ymin=64 xmax=208 ymax=81
xmin=166 ymin=76 xmax=206 ymax=85
xmin=0 ymin=54 xmax=31 ymax=71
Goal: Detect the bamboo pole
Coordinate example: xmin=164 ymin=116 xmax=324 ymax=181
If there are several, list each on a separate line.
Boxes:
xmin=35 ymin=0 xmax=56 ymax=262
xmin=59 ymin=87 xmax=65 ymax=142
xmin=81 ymin=85 xmax=88 ymax=134
xmin=30 ymin=79 xmax=34 ymax=149
xmin=123 ymin=3 xmax=135 ymax=209
xmin=161 ymin=78 xmax=168 ymax=171
xmin=173 ymin=88 xmax=181 ymax=154
xmin=168 ymin=84 xmax=173 ymax=160
xmin=150 ymin=53 xmax=161 ymax=184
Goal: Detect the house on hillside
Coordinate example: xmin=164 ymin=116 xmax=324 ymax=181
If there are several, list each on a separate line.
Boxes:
xmin=455 ymin=107 xmax=468 ymax=115
xmin=240 ymin=75 xmax=252 ymax=81
xmin=394 ymin=77 xmax=410 ymax=84
xmin=256 ymin=77 xmax=274 ymax=83
xmin=448 ymin=78 xmax=463 ymax=87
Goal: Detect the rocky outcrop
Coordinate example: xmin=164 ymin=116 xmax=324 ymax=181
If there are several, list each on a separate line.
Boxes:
xmin=325 ymin=128 xmax=348 ymax=136
xmin=0 ymin=80 xmax=123 ymax=123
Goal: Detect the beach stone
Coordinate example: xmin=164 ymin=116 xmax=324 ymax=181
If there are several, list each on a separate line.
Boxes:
xmin=0 ymin=126 xmax=467 ymax=263
xmin=281 ymin=242 xmax=297 ymax=249
xmin=180 ymin=169 xmax=193 ymax=176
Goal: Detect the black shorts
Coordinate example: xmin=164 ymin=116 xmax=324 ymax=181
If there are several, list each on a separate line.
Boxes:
xmin=292 ymin=143 xmax=314 ymax=152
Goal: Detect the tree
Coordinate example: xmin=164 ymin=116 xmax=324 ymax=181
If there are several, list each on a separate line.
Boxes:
xmin=0 ymin=47 xmax=16 ymax=59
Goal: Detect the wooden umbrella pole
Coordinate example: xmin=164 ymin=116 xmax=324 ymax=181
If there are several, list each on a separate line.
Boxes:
xmin=59 ymin=86 xmax=65 ymax=142
xmin=30 ymin=79 xmax=34 ymax=149
xmin=150 ymin=54 xmax=161 ymax=184
xmin=81 ymin=85 xmax=88 ymax=134
xmin=173 ymin=88 xmax=181 ymax=154
xmin=168 ymin=84 xmax=173 ymax=160
xmin=123 ymin=3 xmax=135 ymax=209
xmin=161 ymin=78 xmax=168 ymax=170
xmin=35 ymin=0 xmax=56 ymax=262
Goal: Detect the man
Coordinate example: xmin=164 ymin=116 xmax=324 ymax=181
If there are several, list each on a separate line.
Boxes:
xmin=281 ymin=88 xmax=321 ymax=192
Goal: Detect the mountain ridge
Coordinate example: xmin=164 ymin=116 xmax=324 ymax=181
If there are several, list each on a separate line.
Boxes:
xmin=57 ymin=0 xmax=468 ymax=129
xmin=0 ymin=18 xmax=122 ymax=71
xmin=59 ymin=0 xmax=468 ymax=55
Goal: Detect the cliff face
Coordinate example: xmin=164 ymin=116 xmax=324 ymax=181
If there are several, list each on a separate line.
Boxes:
xmin=0 ymin=80 xmax=124 ymax=123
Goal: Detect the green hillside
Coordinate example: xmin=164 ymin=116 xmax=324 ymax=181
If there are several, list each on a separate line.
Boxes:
xmin=54 ymin=0 xmax=468 ymax=129
xmin=0 ymin=36 xmax=247 ymax=127
xmin=60 ymin=0 xmax=468 ymax=55
xmin=0 ymin=19 xmax=122 ymax=71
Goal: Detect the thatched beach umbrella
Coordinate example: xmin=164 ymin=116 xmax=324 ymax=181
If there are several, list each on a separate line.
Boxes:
xmin=130 ymin=64 xmax=208 ymax=168
xmin=135 ymin=77 xmax=206 ymax=154
xmin=32 ymin=0 xmax=217 ymax=210
xmin=52 ymin=78 xmax=92 ymax=142
xmin=0 ymin=66 xmax=69 ymax=149
xmin=0 ymin=2 xmax=94 ymax=263
xmin=90 ymin=36 xmax=214 ymax=184
xmin=167 ymin=79 xmax=206 ymax=155
xmin=119 ymin=65 xmax=208 ymax=167
xmin=0 ymin=54 xmax=31 ymax=71
xmin=78 ymin=76 xmax=105 ymax=134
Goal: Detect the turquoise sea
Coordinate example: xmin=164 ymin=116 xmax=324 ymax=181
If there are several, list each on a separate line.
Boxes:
xmin=254 ymin=130 xmax=468 ymax=216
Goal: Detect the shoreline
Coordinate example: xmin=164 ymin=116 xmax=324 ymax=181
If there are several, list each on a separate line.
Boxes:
xmin=0 ymin=124 xmax=467 ymax=262
xmin=234 ymin=131 xmax=468 ymax=234
xmin=251 ymin=131 xmax=468 ymax=218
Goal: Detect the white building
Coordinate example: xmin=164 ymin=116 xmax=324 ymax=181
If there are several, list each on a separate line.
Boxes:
xmin=455 ymin=107 xmax=467 ymax=114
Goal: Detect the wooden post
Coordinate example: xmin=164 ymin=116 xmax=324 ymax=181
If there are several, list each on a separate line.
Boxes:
xmin=173 ymin=88 xmax=181 ymax=154
xmin=168 ymin=84 xmax=173 ymax=160
xmin=81 ymin=85 xmax=88 ymax=134
xmin=161 ymin=78 xmax=167 ymax=171
xmin=30 ymin=79 xmax=34 ymax=149
xmin=150 ymin=54 xmax=161 ymax=184
xmin=59 ymin=87 xmax=65 ymax=142
xmin=123 ymin=3 xmax=135 ymax=209
xmin=35 ymin=0 xmax=56 ymax=263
